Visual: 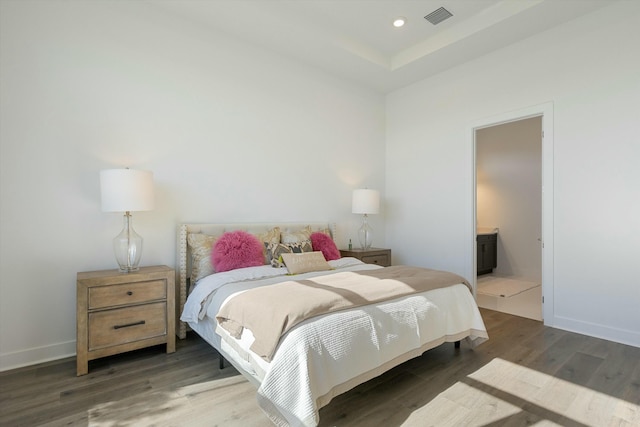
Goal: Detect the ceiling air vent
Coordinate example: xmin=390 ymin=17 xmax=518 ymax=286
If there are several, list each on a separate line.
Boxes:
xmin=424 ymin=7 xmax=453 ymax=25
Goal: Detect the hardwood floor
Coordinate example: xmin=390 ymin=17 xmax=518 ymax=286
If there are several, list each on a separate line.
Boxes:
xmin=1 ymin=309 xmax=639 ymax=426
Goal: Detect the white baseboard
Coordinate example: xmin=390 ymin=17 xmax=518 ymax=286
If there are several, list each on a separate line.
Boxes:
xmin=0 ymin=340 xmax=75 ymax=372
xmin=553 ymin=315 xmax=640 ymax=348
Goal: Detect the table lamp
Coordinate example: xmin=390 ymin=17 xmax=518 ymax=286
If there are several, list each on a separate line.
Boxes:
xmin=100 ymin=169 xmax=154 ymax=272
xmin=352 ymin=189 xmax=380 ymax=250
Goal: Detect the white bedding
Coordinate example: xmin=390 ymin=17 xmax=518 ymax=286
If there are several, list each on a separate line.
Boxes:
xmin=181 ymin=258 xmax=488 ymax=427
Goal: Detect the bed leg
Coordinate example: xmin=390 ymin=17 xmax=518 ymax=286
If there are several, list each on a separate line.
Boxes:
xmin=454 ymin=340 xmax=461 ymax=349
xmin=219 ymin=354 xmax=225 ymax=370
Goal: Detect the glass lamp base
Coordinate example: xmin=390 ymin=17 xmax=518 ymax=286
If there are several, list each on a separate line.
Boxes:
xmin=113 ymin=212 xmax=143 ymax=273
xmin=358 ymin=215 xmax=373 ymax=250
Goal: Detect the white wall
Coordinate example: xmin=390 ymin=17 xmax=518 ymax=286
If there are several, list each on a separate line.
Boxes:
xmin=0 ymin=1 xmax=386 ymax=370
xmin=386 ymin=1 xmax=640 ymax=347
xmin=476 ymin=117 xmax=542 ymax=282
xmin=2 ymin=1 xmax=638 ymax=372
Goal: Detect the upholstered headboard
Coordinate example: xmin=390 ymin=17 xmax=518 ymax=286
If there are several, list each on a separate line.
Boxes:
xmin=176 ymin=222 xmax=337 ymax=338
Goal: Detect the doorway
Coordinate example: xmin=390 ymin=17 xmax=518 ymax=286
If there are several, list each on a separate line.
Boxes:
xmin=475 ymin=117 xmax=542 ymax=320
xmin=470 ymin=102 xmax=554 ymax=325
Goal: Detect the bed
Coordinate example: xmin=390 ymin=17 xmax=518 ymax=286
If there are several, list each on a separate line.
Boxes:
xmin=177 ymin=222 xmax=488 ymax=427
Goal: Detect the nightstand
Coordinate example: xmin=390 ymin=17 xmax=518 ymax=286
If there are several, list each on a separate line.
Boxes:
xmin=339 ymin=247 xmax=391 ymax=267
xmin=76 ymin=265 xmax=176 ymax=376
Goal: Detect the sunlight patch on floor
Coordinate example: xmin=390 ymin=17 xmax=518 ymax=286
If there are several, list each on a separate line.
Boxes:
xmin=87 ymin=375 xmax=261 ymax=427
xmin=404 ymin=358 xmax=639 ymax=426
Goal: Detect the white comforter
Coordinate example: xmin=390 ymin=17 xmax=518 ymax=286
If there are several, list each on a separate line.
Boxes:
xmin=181 ymin=259 xmax=488 ymax=427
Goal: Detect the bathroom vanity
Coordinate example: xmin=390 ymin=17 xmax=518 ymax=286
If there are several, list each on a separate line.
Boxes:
xmin=477 ymin=228 xmax=498 ymax=275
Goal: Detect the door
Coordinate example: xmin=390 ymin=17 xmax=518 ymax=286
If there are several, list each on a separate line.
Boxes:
xmin=470 ymin=102 xmax=554 ymax=325
xmin=475 ymin=117 xmax=542 ymax=320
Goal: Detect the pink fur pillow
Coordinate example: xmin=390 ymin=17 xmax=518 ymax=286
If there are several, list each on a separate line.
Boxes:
xmin=212 ymin=230 xmax=265 ymax=272
xmin=310 ymin=232 xmax=341 ymax=261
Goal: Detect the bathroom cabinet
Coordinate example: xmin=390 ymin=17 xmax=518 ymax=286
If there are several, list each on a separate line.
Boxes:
xmin=477 ymin=233 xmax=497 ymax=275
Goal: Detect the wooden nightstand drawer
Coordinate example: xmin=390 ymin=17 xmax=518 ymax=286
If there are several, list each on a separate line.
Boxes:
xmin=89 ymin=280 xmax=167 ymax=309
xmin=88 ymin=302 xmax=167 ymax=350
xmin=360 ymin=254 xmax=390 ymax=266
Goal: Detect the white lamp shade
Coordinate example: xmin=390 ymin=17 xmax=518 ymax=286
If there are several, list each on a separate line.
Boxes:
xmin=100 ymin=169 xmax=154 ymax=212
xmin=352 ymin=189 xmax=380 ymax=215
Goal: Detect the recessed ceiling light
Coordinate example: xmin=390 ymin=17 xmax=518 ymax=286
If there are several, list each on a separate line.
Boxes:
xmin=393 ymin=17 xmax=406 ymax=28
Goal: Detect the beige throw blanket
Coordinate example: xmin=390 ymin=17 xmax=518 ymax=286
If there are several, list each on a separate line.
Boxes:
xmin=216 ymin=266 xmax=470 ymax=361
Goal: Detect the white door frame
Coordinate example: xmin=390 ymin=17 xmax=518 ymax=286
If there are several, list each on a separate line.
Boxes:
xmin=469 ymin=102 xmax=554 ymax=325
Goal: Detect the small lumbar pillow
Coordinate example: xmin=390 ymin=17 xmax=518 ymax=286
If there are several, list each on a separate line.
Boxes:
xmin=212 ymin=230 xmax=265 ymax=272
xmin=310 ymin=231 xmax=341 ymax=261
xmin=281 ymin=251 xmax=332 ymax=275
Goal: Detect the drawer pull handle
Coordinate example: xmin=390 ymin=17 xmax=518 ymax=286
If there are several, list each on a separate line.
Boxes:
xmin=127 ymin=291 xmax=133 ymax=296
xmin=114 ymin=320 xmax=145 ymax=329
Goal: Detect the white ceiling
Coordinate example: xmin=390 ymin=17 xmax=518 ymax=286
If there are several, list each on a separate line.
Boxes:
xmin=149 ymin=0 xmax=614 ymax=93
